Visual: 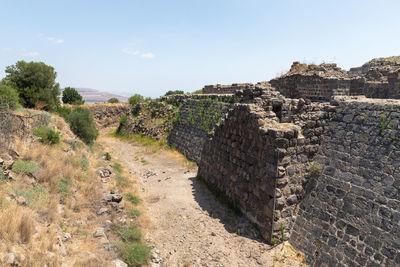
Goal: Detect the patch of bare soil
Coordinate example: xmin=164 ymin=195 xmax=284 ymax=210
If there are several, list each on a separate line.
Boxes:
xmin=99 ymin=130 xmax=307 ymax=267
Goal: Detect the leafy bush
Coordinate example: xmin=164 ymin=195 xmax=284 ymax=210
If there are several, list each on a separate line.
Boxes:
xmin=33 ymin=126 xmax=61 ymax=144
xmin=12 ymin=160 xmax=38 ymax=175
xmin=165 ymin=90 xmax=184 ymax=96
xmin=3 ymin=60 xmax=60 ymax=111
xmin=128 ymin=94 xmax=144 ymax=106
xmin=118 ymin=242 xmax=151 ymax=266
xmin=108 ymin=98 xmax=119 ymax=103
xmin=62 ymin=87 xmax=84 ymax=104
xmin=67 ymin=107 xmax=98 ymax=144
xmin=55 ymin=105 xmax=72 ymax=120
xmin=0 ymin=84 xmax=20 ymax=109
xmin=113 ymin=225 xmax=142 ymax=242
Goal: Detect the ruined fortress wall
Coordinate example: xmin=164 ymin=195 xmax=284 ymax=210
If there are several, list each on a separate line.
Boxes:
xmin=202 ymin=83 xmax=254 ymax=94
xmin=290 ymin=99 xmax=400 ymax=266
xmin=197 ymin=101 xmax=335 ymax=241
xmin=198 ymin=104 xmax=293 ymax=240
xmin=167 ymin=98 xmax=232 ymax=163
xmin=86 ymin=103 xmax=131 ymax=129
xmin=270 ymin=75 xmax=350 ymax=101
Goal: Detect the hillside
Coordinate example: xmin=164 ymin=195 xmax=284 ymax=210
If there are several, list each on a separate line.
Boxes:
xmin=70 ymin=88 xmax=128 ymax=103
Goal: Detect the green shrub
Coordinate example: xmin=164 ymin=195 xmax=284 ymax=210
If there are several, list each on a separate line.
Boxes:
xmin=113 ymin=225 xmax=142 ymax=242
xmin=124 ymin=193 xmax=140 ymax=204
xmin=108 ymin=98 xmax=119 ymax=103
xmin=67 ymin=107 xmax=98 ymax=144
xmin=104 ymin=152 xmax=111 ymax=160
xmin=116 ymin=115 xmax=128 ymax=134
xmin=0 ymin=84 xmax=20 ymax=109
xmin=33 ymin=126 xmax=61 ymax=144
xmin=119 ymin=243 xmax=151 ymax=266
xmin=12 ymin=160 xmax=38 ymax=175
xmin=62 ymin=87 xmax=84 ymax=104
xmin=128 ymin=94 xmax=144 ymax=106
xmin=55 ymin=105 xmax=72 ymax=120
xmin=165 ymin=90 xmax=184 ymax=96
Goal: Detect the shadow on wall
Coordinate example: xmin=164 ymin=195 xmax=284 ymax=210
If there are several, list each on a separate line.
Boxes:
xmin=188 ymin=176 xmax=270 ymax=244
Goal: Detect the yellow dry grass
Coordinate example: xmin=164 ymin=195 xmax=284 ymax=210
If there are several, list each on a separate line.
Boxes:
xmin=0 ymin=204 xmax=34 ymax=244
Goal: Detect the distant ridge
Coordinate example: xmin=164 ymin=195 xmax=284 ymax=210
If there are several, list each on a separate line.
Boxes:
xmin=62 ymin=88 xmax=128 ymax=103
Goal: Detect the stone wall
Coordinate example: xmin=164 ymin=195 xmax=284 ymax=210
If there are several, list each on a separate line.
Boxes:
xmin=167 ymin=98 xmax=232 ymax=163
xmin=197 ymin=97 xmax=336 ymax=241
xmin=198 ymin=104 xmax=301 ymax=241
xmin=86 ymin=103 xmax=131 ymax=129
xmin=202 ymin=83 xmax=254 ymax=94
xmin=270 ymin=75 xmax=351 ymax=101
xmin=290 ymin=97 xmax=400 ymax=266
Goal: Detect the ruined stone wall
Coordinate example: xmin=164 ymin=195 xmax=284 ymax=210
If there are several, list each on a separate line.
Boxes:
xmin=85 ymin=103 xmax=131 ymax=129
xmin=197 ymin=99 xmax=335 ymax=241
xmin=290 ymin=97 xmax=400 ymax=266
xmin=167 ymin=98 xmax=232 ymax=163
xmin=388 ymin=70 xmax=400 ymax=99
xmin=198 ymin=104 xmax=299 ymax=240
xmin=202 ymin=83 xmax=254 ymax=94
xmin=270 ymin=75 xmax=350 ymax=101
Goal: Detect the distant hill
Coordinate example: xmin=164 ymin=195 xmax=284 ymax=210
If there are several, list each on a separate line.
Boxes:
xmin=62 ymin=88 xmax=128 ymax=103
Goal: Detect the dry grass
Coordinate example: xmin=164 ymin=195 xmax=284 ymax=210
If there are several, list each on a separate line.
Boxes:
xmin=0 ymin=204 xmax=34 ymax=244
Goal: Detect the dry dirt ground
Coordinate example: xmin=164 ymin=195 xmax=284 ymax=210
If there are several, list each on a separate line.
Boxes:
xmin=99 ymin=130 xmax=307 ymax=267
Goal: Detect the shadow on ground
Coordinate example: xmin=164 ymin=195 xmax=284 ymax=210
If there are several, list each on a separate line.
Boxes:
xmin=189 ymin=176 xmax=271 ymax=246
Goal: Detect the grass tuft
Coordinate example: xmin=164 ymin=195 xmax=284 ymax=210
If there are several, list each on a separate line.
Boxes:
xmin=124 ymin=193 xmax=140 ymax=204
xmin=12 ymin=160 xmax=38 ymax=175
xmin=127 ymin=209 xmax=140 ymax=218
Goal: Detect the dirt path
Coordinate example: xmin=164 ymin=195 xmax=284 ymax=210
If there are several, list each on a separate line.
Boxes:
xmin=98 ymin=131 xmax=306 ymax=267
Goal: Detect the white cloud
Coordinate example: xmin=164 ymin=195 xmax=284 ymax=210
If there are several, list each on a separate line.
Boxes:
xmin=141 ymin=52 xmax=155 ymax=59
xmin=122 ymin=48 xmax=140 ymax=56
xmin=46 ymin=36 xmax=64 ymax=44
xmin=122 ymin=48 xmax=155 ymax=59
xmin=1 ymin=48 xmax=39 ymax=57
xmin=37 ymin=33 xmax=64 ymax=45
xmin=21 ymin=51 xmax=39 ymax=57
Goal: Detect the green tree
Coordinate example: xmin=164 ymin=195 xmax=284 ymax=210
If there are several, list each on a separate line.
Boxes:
xmin=2 ymin=61 xmax=60 ymax=111
xmin=0 ymin=84 xmax=20 ymax=109
xmin=128 ymin=94 xmax=144 ymax=106
xmin=165 ymin=90 xmax=184 ymax=96
xmin=67 ymin=108 xmax=98 ymax=144
xmin=108 ymin=97 xmax=119 ymax=103
xmin=62 ymin=87 xmax=84 ymax=104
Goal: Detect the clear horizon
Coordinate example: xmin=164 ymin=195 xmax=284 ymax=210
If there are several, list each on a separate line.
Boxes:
xmin=1 ymin=0 xmax=399 ymax=98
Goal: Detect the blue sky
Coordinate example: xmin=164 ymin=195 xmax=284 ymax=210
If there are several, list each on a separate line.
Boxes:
xmin=0 ymin=0 xmax=399 ymax=98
